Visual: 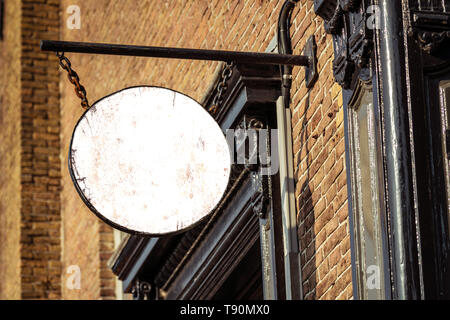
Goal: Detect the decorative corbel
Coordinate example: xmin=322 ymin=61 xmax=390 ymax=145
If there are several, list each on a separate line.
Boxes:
xmin=314 ymin=0 xmax=374 ymax=88
xmin=409 ymin=5 xmax=450 ymax=54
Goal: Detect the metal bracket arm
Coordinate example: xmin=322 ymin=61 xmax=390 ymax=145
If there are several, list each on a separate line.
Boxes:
xmin=40 ymin=40 xmax=316 ymax=70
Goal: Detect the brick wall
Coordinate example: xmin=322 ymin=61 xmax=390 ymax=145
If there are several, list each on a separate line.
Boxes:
xmin=291 ymin=2 xmax=352 ymax=300
xmin=0 ymin=0 xmax=352 ymax=300
xmin=0 ymin=0 xmax=22 ymax=299
xmin=99 ymin=224 xmax=115 ymax=299
xmin=58 ymin=0 xmax=352 ymax=299
xmin=0 ymin=0 xmax=117 ymax=300
xmin=20 ymin=0 xmax=62 ymax=299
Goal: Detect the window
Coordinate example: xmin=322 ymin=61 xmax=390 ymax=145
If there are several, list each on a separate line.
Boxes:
xmin=348 ymin=81 xmax=388 ymax=299
xmin=416 ymin=71 xmax=450 ymax=299
xmin=439 ymin=80 xmax=450 ymax=233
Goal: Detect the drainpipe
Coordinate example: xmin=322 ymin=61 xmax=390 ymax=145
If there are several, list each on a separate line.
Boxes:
xmin=378 ymin=0 xmax=422 ymax=299
xmin=277 ymin=0 xmax=303 ymax=300
xmin=278 ymin=0 xmax=299 ymax=109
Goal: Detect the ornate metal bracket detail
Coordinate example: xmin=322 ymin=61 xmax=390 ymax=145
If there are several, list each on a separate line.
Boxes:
xmin=234 ymin=115 xmax=272 ymax=219
xmin=235 ymin=115 xmax=265 ymax=172
xmin=409 ymin=2 xmax=450 ymax=54
xmin=314 ymin=0 xmax=374 ymax=89
xmin=131 ymin=279 xmax=152 ymax=300
xmin=251 ymin=171 xmax=270 ymax=219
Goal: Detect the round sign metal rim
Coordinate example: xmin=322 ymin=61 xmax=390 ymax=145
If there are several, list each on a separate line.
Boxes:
xmin=68 ymin=85 xmax=231 ymax=237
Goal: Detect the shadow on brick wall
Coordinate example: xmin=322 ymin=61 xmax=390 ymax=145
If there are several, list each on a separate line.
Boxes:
xmin=295 ymin=93 xmax=317 ymax=299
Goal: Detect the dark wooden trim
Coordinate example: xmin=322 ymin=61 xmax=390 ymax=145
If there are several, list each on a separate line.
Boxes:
xmin=164 ymin=174 xmax=259 ymax=299
xmin=405 ymin=18 xmax=450 ymax=297
xmin=109 ymin=235 xmax=181 ymax=292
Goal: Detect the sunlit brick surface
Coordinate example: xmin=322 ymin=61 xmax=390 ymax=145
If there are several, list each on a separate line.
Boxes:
xmin=0 ymin=0 xmax=352 ymax=300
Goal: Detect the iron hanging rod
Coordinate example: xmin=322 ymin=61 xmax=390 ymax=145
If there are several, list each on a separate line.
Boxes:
xmin=40 ymin=40 xmax=310 ymax=66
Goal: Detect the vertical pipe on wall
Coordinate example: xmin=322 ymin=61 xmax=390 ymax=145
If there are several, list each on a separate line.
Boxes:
xmin=378 ymin=0 xmax=422 ymax=299
xmin=277 ymin=0 xmax=302 ymax=300
xmin=276 ymin=96 xmax=303 ymax=300
xmin=278 ymin=0 xmax=299 ymax=110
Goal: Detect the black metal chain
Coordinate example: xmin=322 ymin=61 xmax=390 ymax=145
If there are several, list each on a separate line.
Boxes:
xmin=208 ymin=62 xmax=233 ymax=115
xmin=56 ymin=52 xmax=89 ymax=109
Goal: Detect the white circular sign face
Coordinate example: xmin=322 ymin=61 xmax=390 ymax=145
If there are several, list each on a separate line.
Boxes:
xmin=69 ymin=86 xmax=231 ymax=236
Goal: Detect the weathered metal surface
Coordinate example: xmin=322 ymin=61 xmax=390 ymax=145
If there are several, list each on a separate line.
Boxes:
xmin=69 ymin=86 xmax=231 ymax=235
xmin=40 ymin=40 xmax=310 ymax=66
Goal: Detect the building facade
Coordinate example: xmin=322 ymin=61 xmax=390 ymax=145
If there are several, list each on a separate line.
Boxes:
xmin=0 ymin=0 xmax=449 ymax=300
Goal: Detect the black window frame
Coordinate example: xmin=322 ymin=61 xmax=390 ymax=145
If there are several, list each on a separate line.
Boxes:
xmin=345 ymin=73 xmax=391 ymax=300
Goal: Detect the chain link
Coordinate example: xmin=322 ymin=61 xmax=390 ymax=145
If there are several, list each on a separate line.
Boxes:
xmin=208 ymin=62 xmax=234 ymax=115
xmin=56 ymin=52 xmax=89 ymax=109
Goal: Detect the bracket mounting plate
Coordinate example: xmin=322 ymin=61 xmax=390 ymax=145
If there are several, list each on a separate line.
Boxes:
xmin=303 ymin=36 xmax=318 ymax=88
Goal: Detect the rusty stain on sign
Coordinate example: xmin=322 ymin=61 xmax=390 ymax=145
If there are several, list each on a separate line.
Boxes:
xmin=69 ymin=86 xmax=231 ymax=235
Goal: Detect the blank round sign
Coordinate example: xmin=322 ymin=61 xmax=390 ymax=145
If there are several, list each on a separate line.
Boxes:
xmin=69 ymin=86 xmax=231 ymax=236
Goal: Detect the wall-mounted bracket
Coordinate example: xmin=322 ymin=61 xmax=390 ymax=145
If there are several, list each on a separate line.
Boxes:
xmin=40 ymin=40 xmax=311 ymax=67
xmin=40 ymin=40 xmax=318 ymax=90
xmin=304 ymin=36 xmax=318 ymax=88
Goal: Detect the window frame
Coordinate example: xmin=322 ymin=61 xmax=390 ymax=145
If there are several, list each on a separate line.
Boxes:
xmin=345 ymin=78 xmax=391 ymax=299
xmin=439 ymin=80 xmax=450 ymax=233
xmin=416 ymin=66 xmax=450 ymax=298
